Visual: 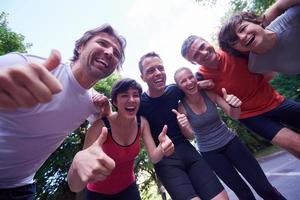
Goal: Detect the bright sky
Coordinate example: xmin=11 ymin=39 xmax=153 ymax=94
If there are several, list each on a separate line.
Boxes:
xmin=1 ymin=0 xmax=230 ymax=88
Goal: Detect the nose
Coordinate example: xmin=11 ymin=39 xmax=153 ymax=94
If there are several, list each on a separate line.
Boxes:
xmin=128 ymin=95 xmax=135 ymax=102
xmin=238 ymin=33 xmax=247 ymax=43
xmin=154 ymin=67 xmax=162 ymax=75
xmin=104 ymin=46 xmax=113 ymax=57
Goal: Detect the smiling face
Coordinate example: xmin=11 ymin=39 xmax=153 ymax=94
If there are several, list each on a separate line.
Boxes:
xmin=186 ymin=38 xmax=218 ymax=66
xmin=232 ymin=21 xmax=265 ymax=52
xmin=175 ymin=68 xmax=198 ymax=96
xmin=140 ymin=56 xmax=166 ymax=96
xmin=78 ymin=32 xmax=122 ymax=80
xmin=114 ymin=88 xmax=140 ymax=119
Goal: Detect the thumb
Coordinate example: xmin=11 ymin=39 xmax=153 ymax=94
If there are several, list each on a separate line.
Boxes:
xmin=159 ymin=125 xmax=168 ymax=142
xmin=43 ymin=49 xmax=61 ymax=71
xmin=96 ymin=127 xmax=108 ymax=146
xmin=171 ymin=109 xmax=180 ymax=116
xmin=221 ymin=88 xmax=227 ymax=99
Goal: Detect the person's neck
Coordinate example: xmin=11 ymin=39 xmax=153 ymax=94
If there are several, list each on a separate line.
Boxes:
xmin=146 ymin=88 xmax=165 ymax=98
xmin=185 ymin=91 xmax=201 ymax=104
xmin=71 ymin=62 xmax=98 ymax=89
xmin=114 ymin=113 xmax=135 ymax=127
xmin=255 ymin=30 xmax=277 ymax=54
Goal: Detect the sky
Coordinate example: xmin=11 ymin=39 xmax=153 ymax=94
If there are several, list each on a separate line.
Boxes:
xmin=1 ymin=0 xmax=230 ymax=88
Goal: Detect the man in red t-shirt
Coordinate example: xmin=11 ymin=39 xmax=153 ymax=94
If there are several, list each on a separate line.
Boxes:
xmin=180 ymin=35 xmax=300 ymax=158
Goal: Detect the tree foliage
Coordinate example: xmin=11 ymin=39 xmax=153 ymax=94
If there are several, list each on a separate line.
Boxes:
xmin=0 ymin=12 xmax=31 ymax=55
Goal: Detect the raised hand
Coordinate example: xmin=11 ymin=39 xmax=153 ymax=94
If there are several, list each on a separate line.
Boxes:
xmin=222 ymin=88 xmax=242 ymax=108
xmin=92 ymin=92 xmax=111 ymax=117
xmin=72 ymin=127 xmax=115 ymax=184
xmin=172 ymin=109 xmax=189 ymax=128
xmin=0 ymin=50 xmax=63 ymax=111
xmin=158 ymin=125 xmax=174 ymax=156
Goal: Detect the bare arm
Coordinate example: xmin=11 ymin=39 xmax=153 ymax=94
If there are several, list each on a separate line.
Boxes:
xmin=264 ymin=0 xmax=300 ymax=26
xmin=172 ymin=106 xmax=195 ymax=140
xmin=206 ymin=89 xmax=241 ymax=120
xmin=141 ymin=117 xmax=174 ymax=164
xmin=67 ymin=120 xmax=115 ymax=192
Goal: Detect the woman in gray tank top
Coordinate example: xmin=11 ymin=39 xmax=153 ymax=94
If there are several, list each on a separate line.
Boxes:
xmin=173 ymin=67 xmax=286 ymax=200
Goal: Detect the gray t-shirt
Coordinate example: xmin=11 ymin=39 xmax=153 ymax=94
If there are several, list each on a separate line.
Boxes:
xmin=249 ymin=5 xmax=300 ymax=74
xmin=182 ymin=91 xmax=235 ymax=152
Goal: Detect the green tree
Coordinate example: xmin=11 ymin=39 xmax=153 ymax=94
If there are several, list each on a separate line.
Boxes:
xmin=0 ymin=12 xmax=31 ymax=55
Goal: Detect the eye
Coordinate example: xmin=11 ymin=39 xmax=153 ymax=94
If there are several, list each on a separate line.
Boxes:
xmin=113 ymin=49 xmax=121 ymax=60
xmin=239 ymin=25 xmax=247 ymax=33
xmin=157 ymin=65 xmax=165 ymax=71
xmin=146 ymin=68 xmax=155 ymax=74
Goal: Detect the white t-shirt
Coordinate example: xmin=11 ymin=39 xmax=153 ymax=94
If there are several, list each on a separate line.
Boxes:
xmin=0 ymin=53 xmax=99 ymax=188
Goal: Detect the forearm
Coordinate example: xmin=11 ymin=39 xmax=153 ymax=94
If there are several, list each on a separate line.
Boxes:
xmin=264 ymin=0 xmax=300 ymax=25
xmin=180 ymin=125 xmax=195 ymax=140
xmin=227 ymin=107 xmax=241 ymax=120
xmin=67 ymin=162 xmax=86 ymax=192
xmin=148 ymin=145 xmax=164 ymax=164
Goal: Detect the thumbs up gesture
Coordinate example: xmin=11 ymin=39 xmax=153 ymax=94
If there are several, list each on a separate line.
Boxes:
xmin=0 ymin=50 xmax=62 ymax=111
xmin=222 ymin=88 xmax=242 ymax=108
xmin=158 ymin=125 xmax=174 ymax=156
xmin=71 ymin=127 xmax=116 ymax=184
xmin=172 ymin=109 xmax=189 ymax=128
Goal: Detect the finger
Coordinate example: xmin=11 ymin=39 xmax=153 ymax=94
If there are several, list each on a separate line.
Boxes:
xmin=95 ymin=127 xmax=108 ymax=146
xmin=221 ymin=88 xmax=227 ymax=99
xmin=171 ymin=109 xmax=180 ymax=116
xmin=97 ymin=154 xmax=116 ymax=173
xmin=159 ymin=125 xmax=168 ymax=142
xmin=43 ymin=49 xmax=61 ymax=71
xmin=11 ymin=67 xmax=55 ymax=103
xmin=0 ymin=90 xmax=19 ymax=111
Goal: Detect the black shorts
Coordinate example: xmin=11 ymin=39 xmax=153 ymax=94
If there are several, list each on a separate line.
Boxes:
xmin=154 ymin=141 xmax=224 ymax=200
xmin=240 ymin=99 xmax=300 ymax=141
xmin=0 ymin=183 xmax=36 ymax=200
xmin=85 ymin=182 xmax=141 ymax=200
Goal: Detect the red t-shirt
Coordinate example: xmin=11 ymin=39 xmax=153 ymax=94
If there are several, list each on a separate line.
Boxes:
xmin=87 ymin=128 xmax=140 ymax=194
xmin=198 ymin=50 xmax=284 ymax=119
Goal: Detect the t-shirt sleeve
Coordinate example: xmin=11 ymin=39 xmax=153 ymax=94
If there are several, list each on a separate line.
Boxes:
xmin=0 ymin=52 xmax=28 ymax=69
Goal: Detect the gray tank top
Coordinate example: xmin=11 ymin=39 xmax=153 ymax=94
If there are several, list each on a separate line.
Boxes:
xmin=182 ymin=91 xmax=235 ymax=152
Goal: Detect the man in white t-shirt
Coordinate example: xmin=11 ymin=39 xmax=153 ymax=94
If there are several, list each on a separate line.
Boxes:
xmin=0 ymin=24 xmax=126 ymax=200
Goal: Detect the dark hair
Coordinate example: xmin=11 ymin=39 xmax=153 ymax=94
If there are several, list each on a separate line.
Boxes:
xmin=71 ymin=24 xmax=126 ymax=69
xmin=174 ymin=67 xmax=192 ymax=84
xmin=111 ymin=78 xmax=143 ymax=110
xmin=138 ymin=51 xmax=161 ymax=73
xmin=218 ymin=11 xmax=264 ymax=58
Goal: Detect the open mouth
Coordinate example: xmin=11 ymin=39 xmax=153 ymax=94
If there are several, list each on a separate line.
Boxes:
xmin=245 ymin=35 xmax=255 ymax=47
xmin=125 ymin=106 xmax=136 ymax=113
xmin=95 ymin=58 xmax=108 ymax=68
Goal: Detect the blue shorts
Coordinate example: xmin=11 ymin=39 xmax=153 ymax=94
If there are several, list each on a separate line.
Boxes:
xmin=154 ymin=141 xmax=224 ymax=200
xmin=0 ymin=183 xmax=36 ymax=200
xmin=240 ymin=99 xmax=300 ymax=141
xmin=85 ymin=182 xmax=141 ymax=200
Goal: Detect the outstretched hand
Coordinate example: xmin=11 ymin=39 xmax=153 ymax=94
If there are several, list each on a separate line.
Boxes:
xmin=222 ymin=88 xmax=242 ymax=108
xmin=0 ymin=50 xmax=63 ymax=111
xmin=158 ymin=125 xmax=174 ymax=156
xmin=72 ymin=127 xmax=115 ymax=184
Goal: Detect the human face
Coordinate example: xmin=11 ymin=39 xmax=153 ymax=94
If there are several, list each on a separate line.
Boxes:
xmin=175 ymin=69 xmax=198 ymax=96
xmin=140 ymin=56 xmax=166 ymax=95
xmin=232 ymin=21 xmax=264 ymax=52
xmin=186 ymin=38 xmax=218 ymax=66
xmin=78 ymin=32 xmax=122 ymax=80
xmin=114 ymin=88 xmax=140 ymax=119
